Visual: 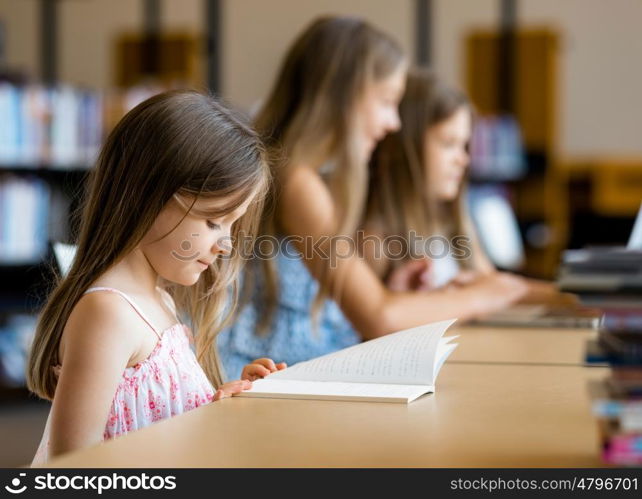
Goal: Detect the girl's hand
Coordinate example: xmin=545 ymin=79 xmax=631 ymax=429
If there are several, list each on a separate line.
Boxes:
xmin=517 ymin=278 xmax=579 ymax=306
xmin=468 ymin=272 xmax=529 ymax=318
xmin=448 ymin=269 xmax=482 ymax=288
xmin=213 ymin=379 xmax=253 ymax=401
xmin=386 ymin=258 xmax=433 ymax=292
xmin=241 ymin=357 xmax=287 ymax=381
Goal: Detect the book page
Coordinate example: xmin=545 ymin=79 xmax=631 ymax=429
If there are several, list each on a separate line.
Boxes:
xmin=434 ymin=341 xmax=458 ymax=379
xmin=238 ymin=379 xmax=434 ymax=404
xmin=269 ymin=318 xmax=457 ymax=385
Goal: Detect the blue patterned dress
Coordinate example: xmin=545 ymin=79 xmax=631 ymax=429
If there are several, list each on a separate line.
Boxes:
xmin=217 ymin=239 xmax=360 ymax=380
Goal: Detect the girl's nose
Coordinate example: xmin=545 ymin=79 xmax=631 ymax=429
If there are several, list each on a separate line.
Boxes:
xmin=213 ymin=234 xmax=233 ymax=256
xmin=456 ymin=149 xmax=470 ymax=167
xmin=389 ymin=110 xmax=401 ymax=132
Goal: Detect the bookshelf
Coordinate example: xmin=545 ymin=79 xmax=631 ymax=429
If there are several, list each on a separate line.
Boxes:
xmin=465 ymin=27 xmax=564 ymax=279
xmin=1 ymin=3 xmax=88 ymax=391
xmin=0 ymin=85 xmax=91 ymax=390
xmin=0 ymin=82 xmax=170 ymax=394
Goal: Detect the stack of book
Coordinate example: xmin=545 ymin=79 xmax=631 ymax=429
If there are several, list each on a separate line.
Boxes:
xmin=589 ymin=366 xmax=642 ymax=466
xmin=559 ymin=248 xmax=642 ymax=465
xmin=559 ymin=248 xmax=642 ymax=330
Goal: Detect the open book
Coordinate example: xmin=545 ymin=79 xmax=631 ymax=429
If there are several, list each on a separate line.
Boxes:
xmin=237 ymin=318 xmax=458 ymax=404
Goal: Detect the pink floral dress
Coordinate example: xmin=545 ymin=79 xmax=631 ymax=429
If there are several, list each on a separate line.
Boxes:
xmin=31 ymin=287 xmax=216 ymax=466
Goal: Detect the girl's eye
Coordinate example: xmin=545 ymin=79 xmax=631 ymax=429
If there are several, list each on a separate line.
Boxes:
xmin=206 ymin=220 xmax=221 ymax=230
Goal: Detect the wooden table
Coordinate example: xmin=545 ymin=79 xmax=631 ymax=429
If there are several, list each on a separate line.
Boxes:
xmin=40 ymin=363 xmax=607 ymax=468
xmin=448 ymin=325 xmax=597 ymax=366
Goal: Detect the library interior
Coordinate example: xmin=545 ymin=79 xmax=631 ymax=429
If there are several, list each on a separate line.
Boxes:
xmin=1 ymin=0 xmax=641 ymax=468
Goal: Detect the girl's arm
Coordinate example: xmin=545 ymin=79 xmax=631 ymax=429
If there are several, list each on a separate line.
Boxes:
xmin=49 ymin=293 xmax=140 ymax=458
xmin=462 ymin=214 xmax=576 ymax=305
xmin=462 ymin=209 xmax=496 ymax=275
xmin=359 ymin=226 xmax=392 ymax=279
xmin=361 ymin=227 xmax=433 ymax=291
xmin=279 ymin=168 xmax=527 ymax=339
xmin=517 ymin=278 xmax=579 ymax=306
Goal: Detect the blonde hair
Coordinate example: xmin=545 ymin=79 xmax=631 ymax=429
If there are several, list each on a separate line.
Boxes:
xmin=367 ymin=67 xmax=475 ymax=275
xmin=27 ymin=90 xmax=269 ymax=400
xmin=249 ymin=16 xmax=405 ymax=330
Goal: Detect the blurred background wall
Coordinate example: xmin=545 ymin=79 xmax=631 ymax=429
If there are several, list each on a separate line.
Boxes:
xmin=2 ymin=0 xmax=641 ymax=157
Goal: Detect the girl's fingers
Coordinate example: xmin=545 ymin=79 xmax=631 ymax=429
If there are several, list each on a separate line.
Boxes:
xmin=233 ymin=379 xmax=252 ymax=391
xmin=214 ymin=380 xmax=252 ymax=401
xmin=417 ymin=258 xmax=431 ymax=271
xmin=250 ymin=365 xmax=272 ymax=377
xmin=242 ymin=363 xmax=271 ymax=380
xmin=223 ymin=380 xmax=252 ymax=393
xmin=242 ymin=366 xmax=261 ymax=379
xmin=252 ymin=358 xmax=277 ymax=371
xmin=242 ymin=361 xmax=286 ymax=381
xmin=232 ymin=379 xmax=252 ymax=390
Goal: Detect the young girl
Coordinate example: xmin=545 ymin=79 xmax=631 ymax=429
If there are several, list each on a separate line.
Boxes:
xmin=27 ymin=90 xmax=284 ymax=465
xmin=365 ymin=67 xmax=566 ymax=309
xmin=217 ymin=16 xmax=527 ymax=380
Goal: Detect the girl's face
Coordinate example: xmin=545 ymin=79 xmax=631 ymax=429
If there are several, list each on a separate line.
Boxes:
xmin=424 ymin=106 xmax=471 ymax=202
xmin=140 ymin=193 xmax=254 ymax=286
xmin=353 ymin=64 xmax=406 ymax=162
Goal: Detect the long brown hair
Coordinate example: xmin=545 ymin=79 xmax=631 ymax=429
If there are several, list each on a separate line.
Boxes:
xmin=250 ymin=16 xmax=405 ymax=329
xmin=27 ymin=90 xmax=269 ymax=400
xmin=367 ymin=67 xmax=473 ymax=274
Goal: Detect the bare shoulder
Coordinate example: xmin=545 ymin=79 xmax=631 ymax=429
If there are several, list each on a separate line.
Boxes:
xmin=279 ymin=166 xmax=336 ymax=237
xmin=49 ymin=291 xmax=148 ymax=457
xmin=59 ymin=291 xmax=142 ymax=367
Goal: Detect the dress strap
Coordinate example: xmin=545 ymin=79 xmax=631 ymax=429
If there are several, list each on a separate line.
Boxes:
xmin=83 ymin=287 xmax=162 ymax=340
xmin=156 ymin=286 xmax=180 ymax=324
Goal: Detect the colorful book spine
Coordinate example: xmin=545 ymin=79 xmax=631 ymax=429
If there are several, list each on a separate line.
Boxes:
xmin=602 ymin=310 xmax=642 ymax=332
xmin=603 ymin=433 xmax=642 ymax=465
xmin=0 ymin=176 xmax=50 ymax=263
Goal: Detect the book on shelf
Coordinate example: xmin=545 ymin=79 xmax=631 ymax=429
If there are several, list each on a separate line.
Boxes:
xmin=237 ymin=319 xmax=458 ymax=404
xmin=0 ymin=314 xmax=37 ymax=387
xmin=0 ymin=176 xmax=50 ymax=264
xmin=469 ymin=115 xmax=526 ymax=181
